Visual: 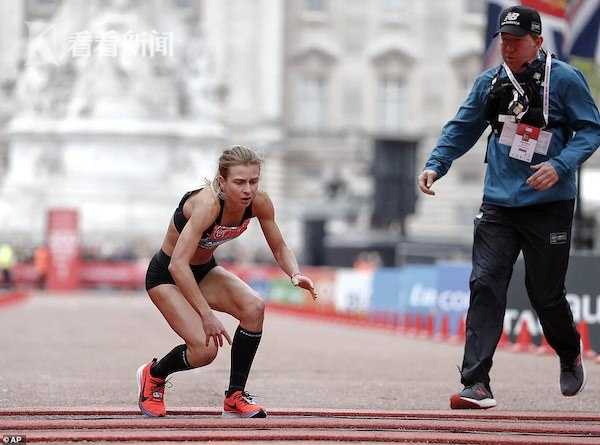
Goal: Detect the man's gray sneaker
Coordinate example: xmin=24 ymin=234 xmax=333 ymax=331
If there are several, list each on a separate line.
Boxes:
xmin=560 ymin=352 xmax=586 ymax=397
xmin=450 ymin=382 xmax=497 ymax=409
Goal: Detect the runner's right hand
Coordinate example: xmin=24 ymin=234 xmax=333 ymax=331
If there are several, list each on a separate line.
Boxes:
xmin=201 ymin=311 xmax=232 ymax=348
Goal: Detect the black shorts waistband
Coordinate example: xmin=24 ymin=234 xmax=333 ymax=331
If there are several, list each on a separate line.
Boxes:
xmin=145 ymin=250 xmax=217 ymax=291
xmin=156 ymin=249 xmax=215 ymax=271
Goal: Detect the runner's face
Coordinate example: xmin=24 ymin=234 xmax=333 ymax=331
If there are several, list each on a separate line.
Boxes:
xmin=220 ymin=164 xmax=260 ymax=208
xmin=500 ymin=33 xmax=542 ymax=73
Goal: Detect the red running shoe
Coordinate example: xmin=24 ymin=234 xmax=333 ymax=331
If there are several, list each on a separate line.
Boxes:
xmin=222 ymin=390 xmax=267 ymax=418
xmin=136 ymin=359 xmax=167 ymax=417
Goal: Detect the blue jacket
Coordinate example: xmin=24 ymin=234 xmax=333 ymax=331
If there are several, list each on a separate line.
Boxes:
xmin=424 ymin=57 xmax=600 ymax=207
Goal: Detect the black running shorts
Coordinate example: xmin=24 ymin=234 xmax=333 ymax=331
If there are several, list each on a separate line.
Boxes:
xmin=145 ymin=250 xmax=217 ymax=291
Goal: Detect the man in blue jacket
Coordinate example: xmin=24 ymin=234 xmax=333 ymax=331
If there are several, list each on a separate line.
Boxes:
xmin=418 ymin=5 xmax=600 ymax=409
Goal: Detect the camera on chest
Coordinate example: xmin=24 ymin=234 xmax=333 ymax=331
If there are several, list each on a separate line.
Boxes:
xmin=484 ymin=58 xmax=546 ymax=132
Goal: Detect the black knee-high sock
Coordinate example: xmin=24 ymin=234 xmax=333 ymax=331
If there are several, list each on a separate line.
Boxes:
xmin=228 ymin=326 xmax=262 ymax=394
xmin=150 ymin=344 xmax=192 ymax=379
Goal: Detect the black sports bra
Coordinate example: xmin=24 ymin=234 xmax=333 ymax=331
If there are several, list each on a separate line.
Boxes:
xmin=173 ymin=189 xmax=254 ymax=250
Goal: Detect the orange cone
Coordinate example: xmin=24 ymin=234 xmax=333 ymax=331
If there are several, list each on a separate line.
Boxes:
xmin=450 ymin=316 xmax=466 ymax=344
xmin=436 ymin=314 xmax=450 ymax=342
xmin=424 ymin=313 xmax=434 ymax=338
xmin=497 ymin=328 xmax=509 ymax=349
xmin=403 ymin=313 xmax=414 ymax=336
xmin=512 ymin=319 xmax=533 ymax=353
xmin=578 ymin=320 xmax=597 ymax=359
xmin=415 ymin=313 xmax=423 ymax=336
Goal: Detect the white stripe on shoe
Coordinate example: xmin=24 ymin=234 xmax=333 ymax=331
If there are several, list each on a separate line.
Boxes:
xmin=460 ymin=396 xmax=497 ymax=408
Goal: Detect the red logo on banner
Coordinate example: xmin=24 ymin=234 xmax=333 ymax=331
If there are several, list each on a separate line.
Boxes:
xmin=47 ymin=209 xmax=80 ymax=291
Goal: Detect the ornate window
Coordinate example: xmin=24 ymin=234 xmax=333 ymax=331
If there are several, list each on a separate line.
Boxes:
xmin=294 ymin=74 xmax=328 ymax=130
xmin=377 ymin=76 xmax=407 ymax=132
xmin=289 ymin=47 xmax=336 ymax=132
xmin=451 ymin=52 xmax=482 ymax=93
xmin=370 ymin=46 xmax=413 ymax=132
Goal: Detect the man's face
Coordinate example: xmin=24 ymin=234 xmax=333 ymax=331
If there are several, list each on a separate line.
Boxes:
xmin=500 ymin=33 xmax=543 ymax=73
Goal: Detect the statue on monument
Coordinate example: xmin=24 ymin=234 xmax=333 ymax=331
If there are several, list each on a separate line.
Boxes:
xmin=16 ymin=0 xmax=177 ymax=120
xmin=68 ymin=0 xmax=161 ymax=119
xmin=15 ymin=21 xmax=59 ymax=118
xmin=179 ymin=24 xmax=222 ymax=122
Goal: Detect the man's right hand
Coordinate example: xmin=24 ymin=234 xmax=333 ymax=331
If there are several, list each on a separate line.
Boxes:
xmin=201 ymin=311 xmax=232 ymax=348
xmin=418 ymin=170 xmax=439 ymax=196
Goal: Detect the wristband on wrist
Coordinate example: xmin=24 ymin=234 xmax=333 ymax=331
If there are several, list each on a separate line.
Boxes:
xmin=290 ymin=273 xmax=301 ymax=283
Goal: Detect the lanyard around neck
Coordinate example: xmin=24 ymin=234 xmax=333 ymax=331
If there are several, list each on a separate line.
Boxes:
xmin=502 ymin=51 xmax=552 ymax=127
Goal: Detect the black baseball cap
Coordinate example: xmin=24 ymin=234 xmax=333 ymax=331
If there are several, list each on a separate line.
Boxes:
xmin=495 ymin=5 xmax=542 ymax=37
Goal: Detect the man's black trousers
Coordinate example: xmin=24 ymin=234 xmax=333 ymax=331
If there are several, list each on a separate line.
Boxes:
xmin=460 ymin=199 xmax=580 ymax=387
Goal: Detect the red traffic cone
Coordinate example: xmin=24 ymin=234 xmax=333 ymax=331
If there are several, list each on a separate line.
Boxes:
xmin=415 ymin=313 xmax=423 ymax=337
xmin=497 ymin=328 xmax=509 ymax=349
xmin=578 ymin=320 xmax=597 ymax=359
xmin=419 ymin=313 xmax=434 ymax=339
xmin=403 ymin=313 xmax=414 ymax=336
xmin=512 ymin=319 xmax=533 ymax=353
xmin=435 ymin=314 xmax=450 ymax=342
xmin=450 ymin=316 xmax=466 ymax=344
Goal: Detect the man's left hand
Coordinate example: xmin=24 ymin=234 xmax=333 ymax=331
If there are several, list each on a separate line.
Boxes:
xmin=527 ymin=162 xmax=559 ymax=191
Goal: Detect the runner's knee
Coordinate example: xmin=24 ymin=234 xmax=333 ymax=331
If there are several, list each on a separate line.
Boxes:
xmin=186 ymin=338 xmax=218 ymax=366
xmin=241 ymin=294 xmax=265 ymax=322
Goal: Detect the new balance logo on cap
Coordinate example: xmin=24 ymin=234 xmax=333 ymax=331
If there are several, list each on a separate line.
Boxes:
xmin=496 ymin=5 xmax=542 ymax=37
xmin=504 ymin=12 xmax=520 ymax=23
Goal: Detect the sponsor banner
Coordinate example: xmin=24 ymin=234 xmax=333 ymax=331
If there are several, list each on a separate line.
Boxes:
xmin=371 ymin=268 xmax=404 ymax=312
xmin=269 ymin=277 xmax=304 ymax=304
xmin=565 ymin=255 xmax=600 ymax=328
xmin=401 ymin=265 xmax=438 ymax=315
xmin=46 ymin=209 xmax=80 ymax=291
xmin=228 ymin=264 xmax=279 ymax=301
xmin=12 ymin=263 xmax=38 ymax=284
xmin=79 ymin=261 xmax=147 ymax=289
xmin=561 ymin=255 xmax=600 ymax=352
xmin=506 ymin=260 xmax=549 ymax=342
xmin=303 ymin=266 xmax=337 ymax=309
xmin=334 ymin=269 xmax=373 ymax=312
xmin=369 ymin=265 xmax=471 ymax=335
xmin=435 ymin=263 xmax=471 ymax=337
xmin=507 ymin=255 xmax=600 ymax=351
xmin=227 ymin=265 xmax=334 ymax=306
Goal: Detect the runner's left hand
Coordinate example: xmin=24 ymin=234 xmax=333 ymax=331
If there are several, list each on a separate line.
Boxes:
xmin=292 ymin=275 xmax=318 ymax=300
